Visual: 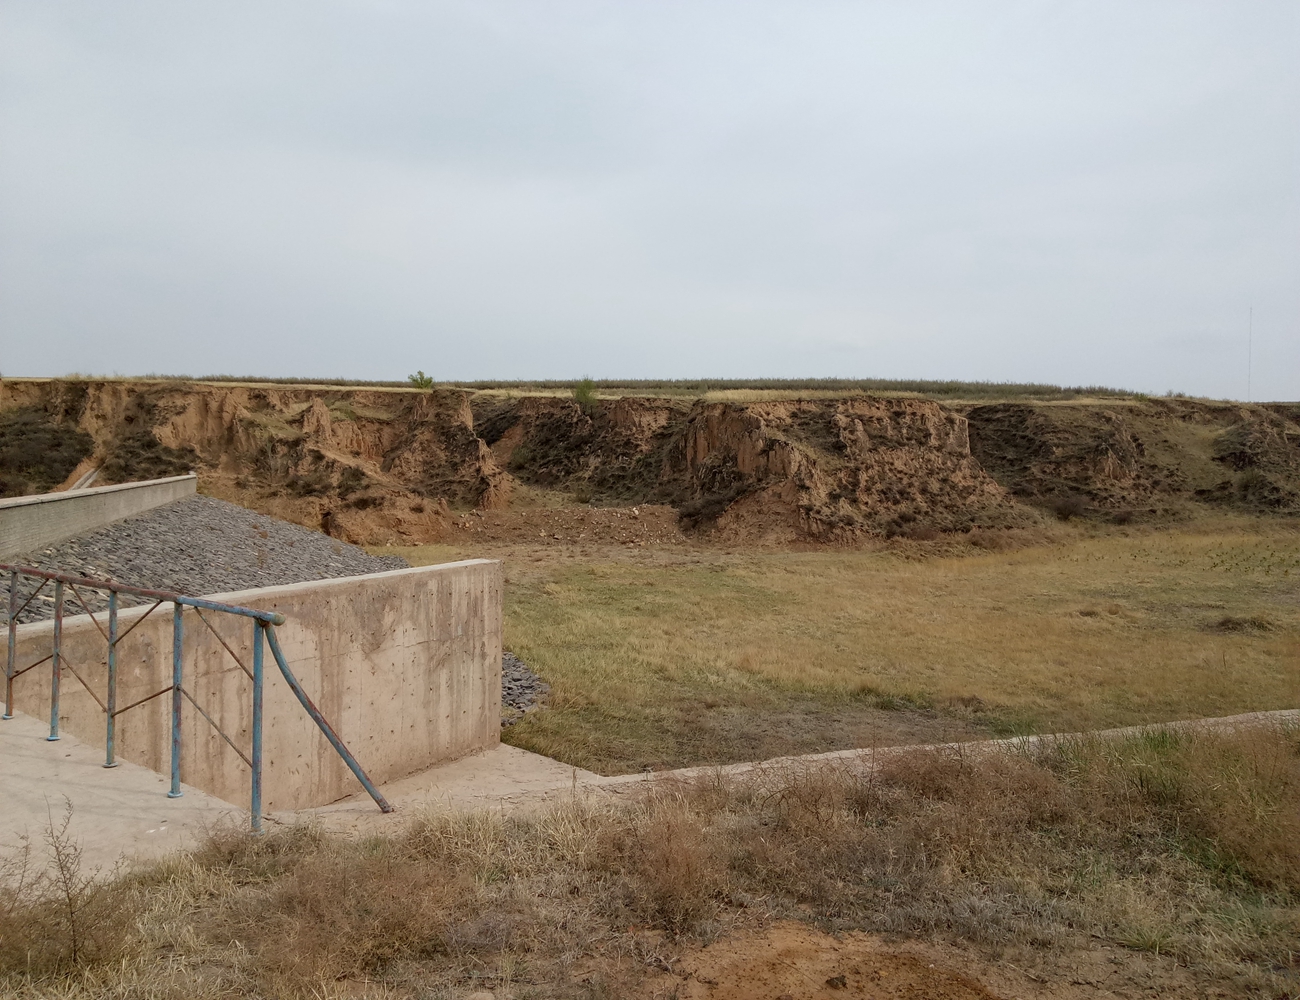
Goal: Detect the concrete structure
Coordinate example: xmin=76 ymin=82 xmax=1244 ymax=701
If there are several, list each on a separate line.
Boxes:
xmin=5 ymin=560 xmax=502 ymax=811
xmin=0 ymin=710 xmax=238 ymax=875
xmin=0 ymin=474 xmax=197 ymax=559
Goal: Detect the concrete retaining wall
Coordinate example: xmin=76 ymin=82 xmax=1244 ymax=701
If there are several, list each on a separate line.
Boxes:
xmin=0 ymin=475 xmax=198 ymax=560
xmin=6 ymin=560 xmax=502 ymax=811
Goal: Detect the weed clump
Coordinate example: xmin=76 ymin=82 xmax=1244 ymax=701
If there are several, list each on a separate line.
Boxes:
xmin=98 ymin=431 xmax=196 ymax=484
xmin=0 ymin=407 xmax=94 ymax=497
xmin=572 ymin=377 xmax=599 ymax=415
xmin=1049 ymin=494 xmax=1089 ymax=521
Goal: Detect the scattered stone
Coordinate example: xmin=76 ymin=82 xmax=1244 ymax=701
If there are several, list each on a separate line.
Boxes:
xmin=501 ymin=650 xmax=549 ymax=725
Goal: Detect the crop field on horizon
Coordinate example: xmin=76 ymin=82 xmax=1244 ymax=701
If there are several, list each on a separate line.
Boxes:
xmin=7 ymin=373 xmax=1170 ymax=403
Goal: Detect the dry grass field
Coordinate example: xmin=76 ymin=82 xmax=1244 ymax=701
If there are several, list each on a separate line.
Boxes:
xmin=2 ymin=725 xmax=1297 ymax=998
xmin=385 ymin=515 xmax=1300 ymax=774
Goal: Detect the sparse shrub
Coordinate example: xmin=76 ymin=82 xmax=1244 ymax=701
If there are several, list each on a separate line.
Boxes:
xmin=1210 ymin=615 xmax=1275 ymax=633
xmin=98 ymin=431 xmax=196 ymax=484
xmin=0 ymin=407 xmax=94 ymax=497
xmin=0 ymin=803 xmax=129 ymax=975
xmin=603 ymin=795 xmax=722 ymax=936
xmin=572 ymin=377 xmax=598 ymax=415
xmin=1237 ymin=468 xmax=1268 ymax=500
xmin=1049 ymin=495 xmax=1088 ymax=521
xmin=336 ymin=464 xmax=368 ymax=497
xmin=407 ymin=370 xmax=434 ymax=390
xmin=1112 ymin=509 xmax=1134 ymax=525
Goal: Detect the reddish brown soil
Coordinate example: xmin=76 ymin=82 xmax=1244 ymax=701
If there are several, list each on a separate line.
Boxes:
xmin=642 ymin=922 xmax=1214 ymax=1000
xmin=447 ymin=504 xmax=686 ymax=548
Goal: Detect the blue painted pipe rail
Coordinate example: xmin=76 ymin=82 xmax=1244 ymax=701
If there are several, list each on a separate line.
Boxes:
xmin=2 ymin=562 xmax=392 ymax=831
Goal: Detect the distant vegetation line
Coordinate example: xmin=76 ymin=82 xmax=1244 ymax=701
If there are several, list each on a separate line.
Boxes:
xmin=454 ymin=378 xmax=1134 ymax=399
xmin=44 ymin=373 xmax=1138 ymax=400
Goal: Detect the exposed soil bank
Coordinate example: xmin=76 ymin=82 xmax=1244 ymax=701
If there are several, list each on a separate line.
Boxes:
xmin=2 ymin=379 xmax=1297 ymax=545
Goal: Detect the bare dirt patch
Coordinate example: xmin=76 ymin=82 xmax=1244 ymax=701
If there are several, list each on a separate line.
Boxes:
xmin=647 ymin=922 xmax=1002 ymax=999
xmin=448 ymin=503 xmax=687 ymax=548
xmin=644 ymin=920 xmax=1216 ymax=999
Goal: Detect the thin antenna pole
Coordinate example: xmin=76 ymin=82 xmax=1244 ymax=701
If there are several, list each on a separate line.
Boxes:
xmin=1247 ymin=306 xmax=1253 ymax=403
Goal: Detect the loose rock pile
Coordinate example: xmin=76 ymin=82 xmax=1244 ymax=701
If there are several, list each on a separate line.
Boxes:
xmin=6 ymin=495 xmax=407 ymax=624
xmin=501 ymin=651 xmax=549 ymax=725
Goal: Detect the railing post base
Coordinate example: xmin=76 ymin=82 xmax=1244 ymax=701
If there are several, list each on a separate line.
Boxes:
xmin=46 ymin=734 xmax=60 ymax=742
xmin=167 ymin=790 xmax=183 ymax=799
xmin=102 ymin=761 xmax=119 ymax=768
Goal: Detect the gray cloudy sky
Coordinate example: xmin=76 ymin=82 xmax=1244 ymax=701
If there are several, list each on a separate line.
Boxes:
xmin=2 ymin=1 xmax=1297 ymax=398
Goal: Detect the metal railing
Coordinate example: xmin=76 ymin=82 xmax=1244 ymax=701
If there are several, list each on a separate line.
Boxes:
xmin=3 ymin=564 xmax=393 ymax=831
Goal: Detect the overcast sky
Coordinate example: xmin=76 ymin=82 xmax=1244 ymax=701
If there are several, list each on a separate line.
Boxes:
xmin=1 ymin=2 xmax=1297 ymax=399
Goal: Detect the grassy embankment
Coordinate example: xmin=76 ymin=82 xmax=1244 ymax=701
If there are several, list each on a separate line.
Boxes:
xmin=384 ymin=517 xmax=1300 ymax=774
xmin=2 ymin=726 xmax=1297 ymax=997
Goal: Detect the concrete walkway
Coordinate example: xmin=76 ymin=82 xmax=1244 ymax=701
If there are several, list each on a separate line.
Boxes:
xmin=0 ymin=711 xmax=240 ymax=876
xmin=4 ymin=708 xmax=1297 ymax=872
xmin=291 ymin=744 xmax=603 ymax=834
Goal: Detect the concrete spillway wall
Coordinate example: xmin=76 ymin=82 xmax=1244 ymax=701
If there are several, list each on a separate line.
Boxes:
xmin=0 ymin=475 xmax=198 ymax=560
xmin=6 ymin=560 xmax=502 ymax=811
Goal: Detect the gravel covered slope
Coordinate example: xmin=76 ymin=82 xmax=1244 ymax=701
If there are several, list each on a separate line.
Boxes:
xmin=6 ymin=494 xmax=551 ymax=721
xmin=7 ymin=494 xmax=408 ymax=624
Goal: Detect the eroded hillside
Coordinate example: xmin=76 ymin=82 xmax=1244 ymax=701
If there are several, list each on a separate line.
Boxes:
xmin=2 ymin=379 xmax=1297 ymax=545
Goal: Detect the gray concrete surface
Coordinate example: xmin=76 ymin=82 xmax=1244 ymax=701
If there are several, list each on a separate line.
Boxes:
xmin=297 ymin=744 xmax=602 ymax=833
xmin=0 ymin=710 xmax=239 ymax=876
xmin=0 ymin=474 xmax=197 ymax=560
xmin=8 ymin=560 xmax=503 ymax=811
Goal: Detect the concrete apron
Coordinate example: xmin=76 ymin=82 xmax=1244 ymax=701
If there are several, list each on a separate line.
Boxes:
xmin=3 ymin=707 xmax=1297 ymax=876
xmin=0 ymin=711 xmax=239 ymax=876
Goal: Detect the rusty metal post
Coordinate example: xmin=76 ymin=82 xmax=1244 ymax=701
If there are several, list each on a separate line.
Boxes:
xmin=251 ymin=620 xmax=264 ymax=832
xmin=104 ymin=591 xmax=118 ymax=767
xmin=264 ymin=625 xmax=393 ymax=813
xmin=168 ymin=602 xmax=182 ymax=797
xmin=3 ymin=569 xmax=15 ymax=720
xmin=48 ymin=580 xmax=63 ymax=740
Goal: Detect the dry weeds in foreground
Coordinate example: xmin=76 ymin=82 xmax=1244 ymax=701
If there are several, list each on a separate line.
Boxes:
xmin=1 ymin=726 xmax=1297 ymax=998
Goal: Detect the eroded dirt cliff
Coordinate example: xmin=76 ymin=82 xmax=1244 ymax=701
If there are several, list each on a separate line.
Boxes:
xmin=965 ymin=399 xmax=1300 ymax=516
xmin=2 ymin=380 xmax=1297 ymax=545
